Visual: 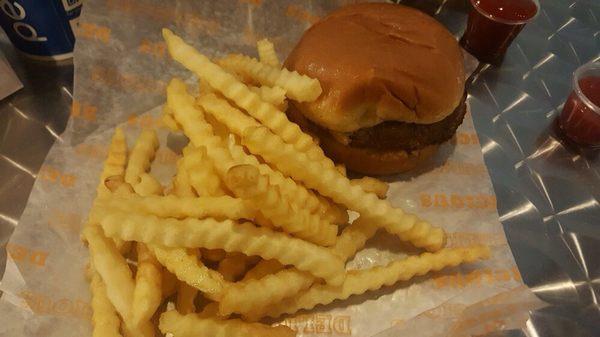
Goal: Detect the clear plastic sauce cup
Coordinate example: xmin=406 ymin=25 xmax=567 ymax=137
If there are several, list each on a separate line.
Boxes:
xmin=558 ymin=61 xmax=600 ymax=148
xmin=460 ymin=0 xmax=539 ymax=65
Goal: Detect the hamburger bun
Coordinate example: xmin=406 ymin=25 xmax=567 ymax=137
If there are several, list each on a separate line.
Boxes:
xmin=284 ymin=3 xmax=466 ymax=175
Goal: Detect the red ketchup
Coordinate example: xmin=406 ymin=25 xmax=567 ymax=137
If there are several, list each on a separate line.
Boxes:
xmin=559 ymin=76 xmax=600 ymax=147
xmin=460 ymin=0 xmax=539 ymax=64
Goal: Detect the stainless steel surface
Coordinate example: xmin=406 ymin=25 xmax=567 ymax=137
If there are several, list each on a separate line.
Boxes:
xmin=395 ymin=0 xmax=600 ymax=335
xmin=0 ymin=30 xmax=72 ymax=279
xmin=1 ymin=0 xmax=599 ymax=335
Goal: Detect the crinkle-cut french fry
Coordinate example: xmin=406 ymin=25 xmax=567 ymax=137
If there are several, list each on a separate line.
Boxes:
xmin=98 ymin=210 xmax=346 ymax=285
xmin=198 ymin=77 xmax=217 ymax=96
xmin=257 ymin=38 xmax=280 ymax=67
xmin=242 ymin=259 xmax=284 ymax=281
xmin=98 ymin=128 xmax=128 ymax=198
xmin=122 ymin=321 xmax=155 ymax=337
xmin=336 ymin=164 xmax=347 ymax=177
xmin=351 ymin=177 xmax=389 ymax=199
xmin=201 ymin=248 xmax=227 ymax=262
xmin=217 ymin=253 xmax=256 ymax=282
xmin=225 ymin=164 xmax=337 ymax=246
xmin=90 ymin=271 xmax=123 ymax=337
xmin=104 ymin=175 xmax=133 ymax=195
xmin=161 ymin=270 xmax=178 ymax=299
xmin=149 ymin=245 xmax=225 ymax=300
xmin=218 ymin=53 xmax=321 ymax=102
xmin=125 ymin=130 xmax=159 ymax=186
xmin=241 ymin=126 xmax=446 ymax=252
xmin=319 ymin=196 xmax=349 ymax=225
xmin=166 ymin=79 xmax=332 ymax=222
xmin=97 ymin=194 xmax=255 ymax=221
xmin=162 ymin=30 xmax=324 ymax=167
xmin=162 ymin=113 xmax=180 ymax=132
xmin=197 ymin=93 xmax=260 ymax=138
xmin=115 ymin=239 xmax=133 ymax=256
xmin=196 ymin=93 xmax=343 ymax=225
xmin=173 ymin=158 xmax=196 ymax=198
xmin=133 ymin=173 xmax=163 ymax=197
xmin=176 ymin=282 xmax=197 ymax=314
xmin=263 ymin=246 xmax=491 ymax=318
xmin=132 ymin=243 xmax=162 ymax=326
xmin=182 ymin=146 xmax=226 ymax=196
xmin=84 ymin=225 xmax=135 ymax=321
xmin=219 ymin=268 xmax=314 ymax=318
xmin=159 ymin=310 xmax=295 ymax=337
xmin=232 ymin=217 xmax=376 ymax=319
xmin=249 ymin=85 xmax=287 ymax=111
xmin=91 ymin=129 xmax=129 ymax=251
xmin=225 ymin=134 xmax=337 ymax=222
xmin=333 ymin=216 xmax=379 ymax=260
xmin=197 ymin=302 xmax=221 ymax=319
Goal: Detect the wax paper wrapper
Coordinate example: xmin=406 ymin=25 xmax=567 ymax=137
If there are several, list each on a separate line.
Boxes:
xmin=0 ymin=1 xmax=546 ymax=337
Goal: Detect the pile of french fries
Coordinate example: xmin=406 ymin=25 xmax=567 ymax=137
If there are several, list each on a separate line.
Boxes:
xmin=82 ymin=29 xmax=491 ymax=337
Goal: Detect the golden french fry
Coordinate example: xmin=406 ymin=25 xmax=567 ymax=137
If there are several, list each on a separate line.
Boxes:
xmin=104 ymin=175 xmax=132 ymax=194
xmin=84 ymin=225 xmax=135 ymax=321
xmin=173 ymin=157 xmax=196 ymax=198
xmin=125 ymin=130 xmax=159 ymax=186
xmin=161 ymin=270 xmax=178 ymax=299
xmin=162 ymin=113 xmax=180 ymax=132
xmin=249 ymin=85 xmax=287 ymax=111
xmin=149 ymin=245 xmax=225 ymax=300
xmin=256 ymin=38 xmax=280 ymax=67
xmin=97 ymin=194 xmax=255 ymax=221
xmin=225 ymin=134 xmax=339 ymax=223
xmin=225 ymin=164 xmax=337 ymax=246
xmin=219 ymin=268 xmax=314 ymax=318
xmin=197 ymin=302 xmax=221 ymax=319
xmin=97 ymin=209 xmax=346 ymax=285
xmin=351 ymin=177 xmax=389 ymax=199
xmin=232 ymin=217 xmax=376 ymax=319
xmin=197 ymin=93 xmax=345 ymax=225
xmin=176 ymin=282 xmax=197 ymax=314
xmin=201 ymin=248 xmax=227 ymax=263
xmin=241 ymin=126 xmax=446 ymax=252
xmin=197 ymin=93 xmax=258 ymax=137
xmin=263 ymin=246 xmax=491 ymax=318
xmin=90 ymin=129 xmax=130 ymax=252
xmin=217 ymin=253 xmax=256 ymax=282
xmin=242 ymin=259 xmax=284 ymax=281
xmin=182 ymin=146 xmax=227 ymax=196
xmin=336 ymin=164 xmax=347 ymax=177
xmin=163 ymin=30 xmax=325 ymax=171
xmin=132 ymin=243 xmax=162 ymax=326
xmin=97 ymin=128 xmax=128 ymax=198
xmin=159 ymin=310 xmax=295 ymax=337
xmin=166 ymin=79 xmax=336 ymax=222
xmin=90 ymin=271 xmax=123 ymax=337
xmin=218 ymin=53 xmax=321 ymax=102
xmin=134 ymin=173 xmax=163 ymax=197
xmin=122 ymin=321 xmax=155 ymax=337
xmin=333 ymin=216 xmax=379 ymax=260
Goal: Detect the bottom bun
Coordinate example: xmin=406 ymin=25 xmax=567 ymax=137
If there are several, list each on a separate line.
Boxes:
xmin=287 ymin=105 xmax=439 ymax=176
xmin=317 ymin=130 xmax=439 ymax=175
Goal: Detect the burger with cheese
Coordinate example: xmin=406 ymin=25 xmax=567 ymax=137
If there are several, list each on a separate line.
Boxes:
xmin=285 ymin=3 xmax=466 ymax=175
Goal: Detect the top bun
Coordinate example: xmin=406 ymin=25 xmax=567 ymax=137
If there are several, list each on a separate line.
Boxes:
xmin=285 ymin=3 xmax=466 ymax=132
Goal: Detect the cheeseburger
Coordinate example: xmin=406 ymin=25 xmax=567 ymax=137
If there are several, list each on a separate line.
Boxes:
xmin=285 ymin=3 xmax=466 ymax=175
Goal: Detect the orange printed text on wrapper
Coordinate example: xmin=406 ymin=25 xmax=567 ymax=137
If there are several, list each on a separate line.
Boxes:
xmin=279 ymin=314 xmax=351 ymax=335
xmin=19 ymin=291 xmax=91 ymax=320
xmin=7 ymin=243 xmax=49 ymax=267
xmin=39 ymin=165 xmax=77 ymax=188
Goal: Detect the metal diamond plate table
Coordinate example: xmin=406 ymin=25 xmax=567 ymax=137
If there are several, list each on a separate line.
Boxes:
xmin=1 ymin=0 xmax=599 ymax=336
